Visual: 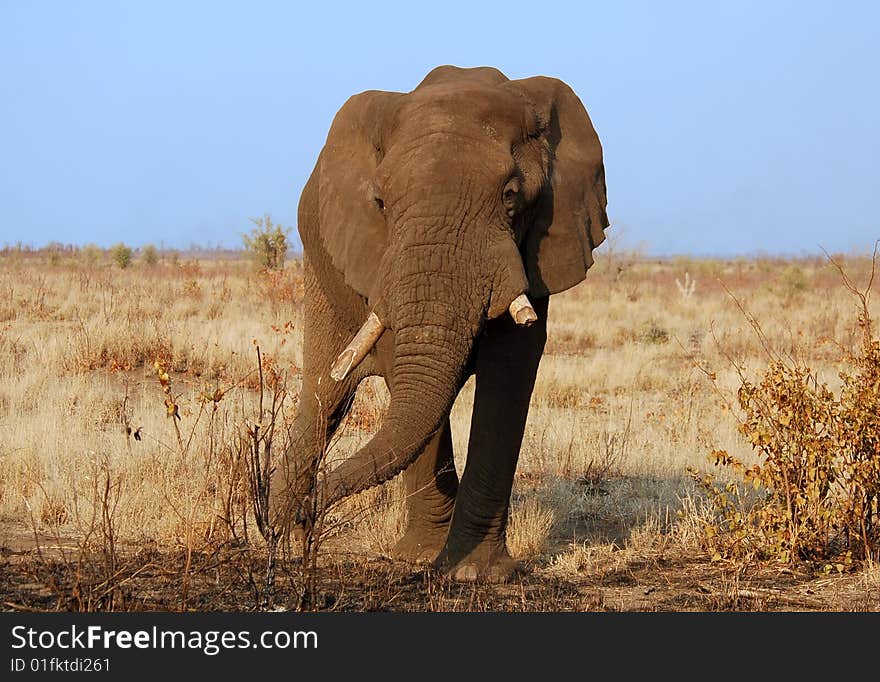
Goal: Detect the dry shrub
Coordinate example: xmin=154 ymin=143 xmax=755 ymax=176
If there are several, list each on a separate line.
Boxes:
xmin=242 ymin=215 xmax=291 ymax=271
xmin=542 ymin=384 xmax=584 ymax=409
xmin=694 ymin=251 xmax=880 ymax=570
xmin=256 ymin=268 xmax=303 ymax=308
xmin=339 ymin=479 xmax=408 ymax=556
xmin=547 ymin=542 xmax=618 ymax=577
xmin=507 ymin=497 xmax=555 ymax=561
xmin=141 ymin=244 xmax=159 ymax=266
xmin=544 ymin=327 xmax=598 ymax=355
xmin=36 ymin=481 xmax=70 ymax=526
xmin=109 ymin=243 xmax=133 ymax=270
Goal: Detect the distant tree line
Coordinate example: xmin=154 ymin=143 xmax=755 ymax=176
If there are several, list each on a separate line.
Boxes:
xmin=0 ymin=215 xmax=301 ymax=269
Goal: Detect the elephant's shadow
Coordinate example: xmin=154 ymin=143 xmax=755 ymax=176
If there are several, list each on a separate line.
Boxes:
xmin=515 ymin=473 xmax=696 ymax=555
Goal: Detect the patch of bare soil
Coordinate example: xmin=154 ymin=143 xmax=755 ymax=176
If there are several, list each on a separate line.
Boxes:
xmin=1 ymin=522 xmax=877 ymax=612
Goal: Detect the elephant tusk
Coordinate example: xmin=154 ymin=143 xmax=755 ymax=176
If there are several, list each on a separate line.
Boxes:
xmin=330 ymin=312 xmax=385 ymax=381
xmin=508 ymin=293 xmax=538 ymax=327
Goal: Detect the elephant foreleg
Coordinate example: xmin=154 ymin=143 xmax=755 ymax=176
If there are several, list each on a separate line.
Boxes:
xmin=270 ymin=262 xmax=369 ymax=535
xmin=435 ymin=297 xmax=548 ymax=582
xmin=272 ymin=373 xmax=358 ymax=532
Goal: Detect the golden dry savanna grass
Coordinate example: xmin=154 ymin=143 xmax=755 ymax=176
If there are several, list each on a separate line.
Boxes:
xmin=1 ymin=245 xmax=878 ymax=611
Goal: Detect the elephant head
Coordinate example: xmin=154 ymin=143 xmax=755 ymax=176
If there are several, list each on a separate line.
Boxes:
xmin=299 ymin=65 xmax=608 ymax=506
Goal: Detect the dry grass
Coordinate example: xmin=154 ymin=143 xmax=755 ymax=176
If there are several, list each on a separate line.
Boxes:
xmin=1 ymin=245 xmax=878 ymax=610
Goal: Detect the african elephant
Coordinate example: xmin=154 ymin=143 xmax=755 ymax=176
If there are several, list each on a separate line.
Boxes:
xmin=273 ymin=65 xmax=608 ymax=582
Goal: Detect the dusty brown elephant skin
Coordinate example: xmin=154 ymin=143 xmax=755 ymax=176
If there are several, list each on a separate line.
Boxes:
xmin=272 ymin=65 xmax=609 ymax=582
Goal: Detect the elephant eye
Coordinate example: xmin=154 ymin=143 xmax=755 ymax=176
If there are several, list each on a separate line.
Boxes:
xmin=502 ymin=178 xmax=522 ymax=216
xmin=374 ymin=196 xmax=385 ymax=213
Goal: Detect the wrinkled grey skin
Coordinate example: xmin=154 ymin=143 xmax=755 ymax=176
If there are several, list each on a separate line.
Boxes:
xmin=272 ymin=65 xmax=608 ymax=582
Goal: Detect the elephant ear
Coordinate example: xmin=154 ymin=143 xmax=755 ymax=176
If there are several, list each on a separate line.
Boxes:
xmin=505 ymin=77 xmax=609 ymax=297
xmin=316 ymin=90 xmax=402 ymax=299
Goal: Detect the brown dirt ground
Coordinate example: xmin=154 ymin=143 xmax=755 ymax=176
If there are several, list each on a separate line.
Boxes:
xmin=1 ymin=521 xmax=877 ymax=612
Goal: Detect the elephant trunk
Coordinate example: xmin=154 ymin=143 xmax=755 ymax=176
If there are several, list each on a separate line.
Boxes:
xmin=318 ymin=227 xmax=534 ymax=507
xmin=321 ymin=301 xmax=475 ymax=506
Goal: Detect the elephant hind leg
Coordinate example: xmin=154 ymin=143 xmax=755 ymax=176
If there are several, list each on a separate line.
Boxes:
xmin=392 ymin=419 xmax=458 ymax=564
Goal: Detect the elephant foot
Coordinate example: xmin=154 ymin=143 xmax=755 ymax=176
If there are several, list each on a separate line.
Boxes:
xmin=392 ymin=524 xmax=449 ymax=564
xmin=434 ymin=541 xmax=523 ymax=583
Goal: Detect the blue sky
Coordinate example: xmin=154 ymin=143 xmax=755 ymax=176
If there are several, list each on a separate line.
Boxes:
xmin=1 ymin=1 xmax=877 ymax=255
